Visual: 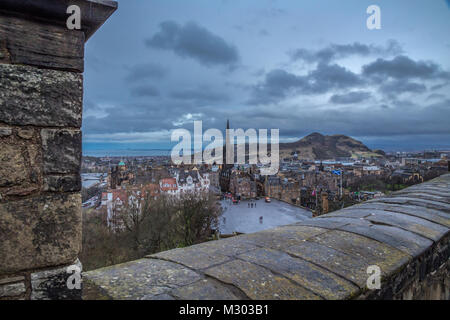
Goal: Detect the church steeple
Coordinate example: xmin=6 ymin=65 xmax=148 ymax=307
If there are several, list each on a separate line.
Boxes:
xmin=225 ymin=119 xmax=231 ymax=165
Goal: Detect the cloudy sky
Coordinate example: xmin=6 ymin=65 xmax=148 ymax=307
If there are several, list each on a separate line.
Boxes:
xmin=82 ymin=0 xmax=450 ymax=153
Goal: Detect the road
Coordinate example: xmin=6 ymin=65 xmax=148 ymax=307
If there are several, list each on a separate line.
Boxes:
xmin=219 ymin=198 xmax=312 ymax=234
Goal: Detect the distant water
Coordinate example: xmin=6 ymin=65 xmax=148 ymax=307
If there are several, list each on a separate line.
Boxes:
xmin=81 ymin=173 xmax=106 ymax=189
xmin=83 ymin=149 xmax=171 ymax=157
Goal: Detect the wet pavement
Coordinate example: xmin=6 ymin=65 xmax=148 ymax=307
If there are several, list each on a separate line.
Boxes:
xmin=219 ymin=199 xmax=312 ymax=234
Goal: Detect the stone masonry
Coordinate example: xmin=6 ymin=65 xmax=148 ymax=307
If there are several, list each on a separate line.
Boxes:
xmin=84 ymin=174 xmax=450 ymax=300
xmin=0 ymin=0 xmax=116 ymax=299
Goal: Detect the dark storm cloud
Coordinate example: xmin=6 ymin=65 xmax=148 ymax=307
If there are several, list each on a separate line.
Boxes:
xmin=362 ymin=55 xmax=450 ymax=80
xmin=330 ymin=91 xmax=372 ymax=104
xmin=250 ymin=69 xmax=307 ymax=102
xmin=431 ymin=82 xmax=449 ymax=91
xmin=125 ymin=63 xmax=168 ymax=82
xmin=446 ymin=0 xmax=450 ymax=8
xmin=427 ymin=93 xmax=446 ymax=101
xmin=310 ymin=63 xmax=362 ymax=89
xmin=130 ymin=85 xmax=160 ymax=97
xmin=290 ymin=40 xmax=402 ymax=64
xmin=145 ymin=21 xmax=239 ymax=67
xmin=379 ymin=80 xmax=427 ymax=96
xmin=249 ymin=63 xmax=363 ymax=104
xmin=170 ymin=87 xmax=229 ymax=103
xmin=236 ymin=99 xmax=450 ymax=138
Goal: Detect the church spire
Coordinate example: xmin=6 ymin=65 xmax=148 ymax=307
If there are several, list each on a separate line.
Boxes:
xmin=225 ymin=119 xmax=231 ymax=166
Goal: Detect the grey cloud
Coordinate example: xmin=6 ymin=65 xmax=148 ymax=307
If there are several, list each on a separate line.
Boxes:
xmin=249 ymin=63 xmax=363 ymax=104
xmin=146 ymin=21 xmax=239 ymax=67
xmin=248 ymin=69 xmax=307 ymax=104
xmin=362 ymin=55 xmax=450 ymax=80
xmin=309 ymin=63 xmax=362 ymax=90
xmin=125 ymin=63 xmax=168 ymax=82
xmin=84 ymin=101 xmax=201 ymax=134
xmin=379 ymin=80 xmax=426 ymax=96
xmin=330 ymin=91 xmax=372 ymax=104
xmin=431 ymin=82 xmax=449 ymax=91
xmin=131 ymin=85 xmax=160 ymax=97
xmin=170 ymin=87 xmax=229 ymax=103
xmin=237 ymin=99 xmax=450 ymax=138
xmin=291 ymin=40 xmax=402 ymax=64
xmin=83 ymin=95 xmax=450 ymax=147
xmin=427 ymin=93 xmax=446 ymax=101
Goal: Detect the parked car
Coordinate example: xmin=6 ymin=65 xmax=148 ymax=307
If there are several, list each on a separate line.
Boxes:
xmin=265 ymin=197 xmax=271 ymax=203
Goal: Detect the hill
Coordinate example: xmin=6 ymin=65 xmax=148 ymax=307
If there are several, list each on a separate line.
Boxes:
xmin=279 ymin=132 xmax=382 ymax=160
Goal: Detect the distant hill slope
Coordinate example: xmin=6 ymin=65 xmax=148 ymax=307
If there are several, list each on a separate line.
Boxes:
xmin=279 ymin=132 xmax=381 ymax=160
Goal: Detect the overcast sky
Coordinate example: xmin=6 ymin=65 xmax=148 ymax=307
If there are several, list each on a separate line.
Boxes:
xmin=82 ymin=0 xmax=450 ymax=152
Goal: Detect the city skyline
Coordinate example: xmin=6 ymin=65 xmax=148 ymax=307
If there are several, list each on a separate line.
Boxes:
xmin=82 ymin=0 xmax=450 ymax=152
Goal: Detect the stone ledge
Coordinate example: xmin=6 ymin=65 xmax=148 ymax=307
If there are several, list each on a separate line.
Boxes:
xmin=83 ymin=174 xmax=450 ymax=300
xmin=0 ymin=0 xmax=117 ymax=41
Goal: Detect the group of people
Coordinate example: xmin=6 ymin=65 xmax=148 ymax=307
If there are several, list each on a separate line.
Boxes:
xmin=247 ymin=201 xmax=257 ymax=208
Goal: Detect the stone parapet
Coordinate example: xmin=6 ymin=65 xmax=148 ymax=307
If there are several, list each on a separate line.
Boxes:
xmin=84 ymin=174 xmax=450 ymax=300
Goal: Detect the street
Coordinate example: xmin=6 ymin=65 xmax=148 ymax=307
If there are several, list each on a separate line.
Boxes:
xmin=219 ymin=198 xmax=312 ymax=234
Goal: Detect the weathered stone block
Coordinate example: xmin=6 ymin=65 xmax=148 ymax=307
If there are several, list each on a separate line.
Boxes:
xmin=31 ymin=259 xmax=82 ymax=300
xmin=0 ymin=276 xmax=24 ymax=285
xmin=0 ymin=193 xmax=81 ymax=273
xmin=17 ymin=128 xmax=34 ymax=140
xmin=0 ymin=143 xmax=28 ymax=187
xmin=309 ymin=230 xmax=410 ymax=277
xmin=243 ymin=225 xmax=328 ymax=251
xmin=84 ymin=259 xmax=201 ymax=300
xmin=41 ymin=129 xmax=81 ymax=174
xmin=329 ymin=208 xmax=448 ymax=241
xmin=171 ymin=279 xmax=240 ymax=300
xmin=44 ymin=175 xmax=81 ymax=192
xmin=0 ymin=64 xmax=83 ymax=127
xmin=204 ymin=259 xmax=321 ymax=300
xmin=0 ymin=127 xmax=12 ymax=137
xmin=355 ymin=203 xmax=450 ymax=228
xmin=337 ymin=223 xmax=432 ymax=257
xmin=237 ymin=248 xmax=359 ymax=299
xmin=373 ymin=197 xmax=450 ymax=213
xmin=149 ymin=244 xmax=232 ymax=270
xmin=0 ymin=14 xmax=84 ymax=72
xmin=284 ymin=241 xmax=370 ymax=288
xmin=0 ymin=280 xmax=26 ymax=298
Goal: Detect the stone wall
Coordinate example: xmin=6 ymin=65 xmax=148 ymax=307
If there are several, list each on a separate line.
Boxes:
xmin=84 ymin=174 xmax=450 ymax=300
xmin=0 ymin=0 xmax=116 ymax=300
